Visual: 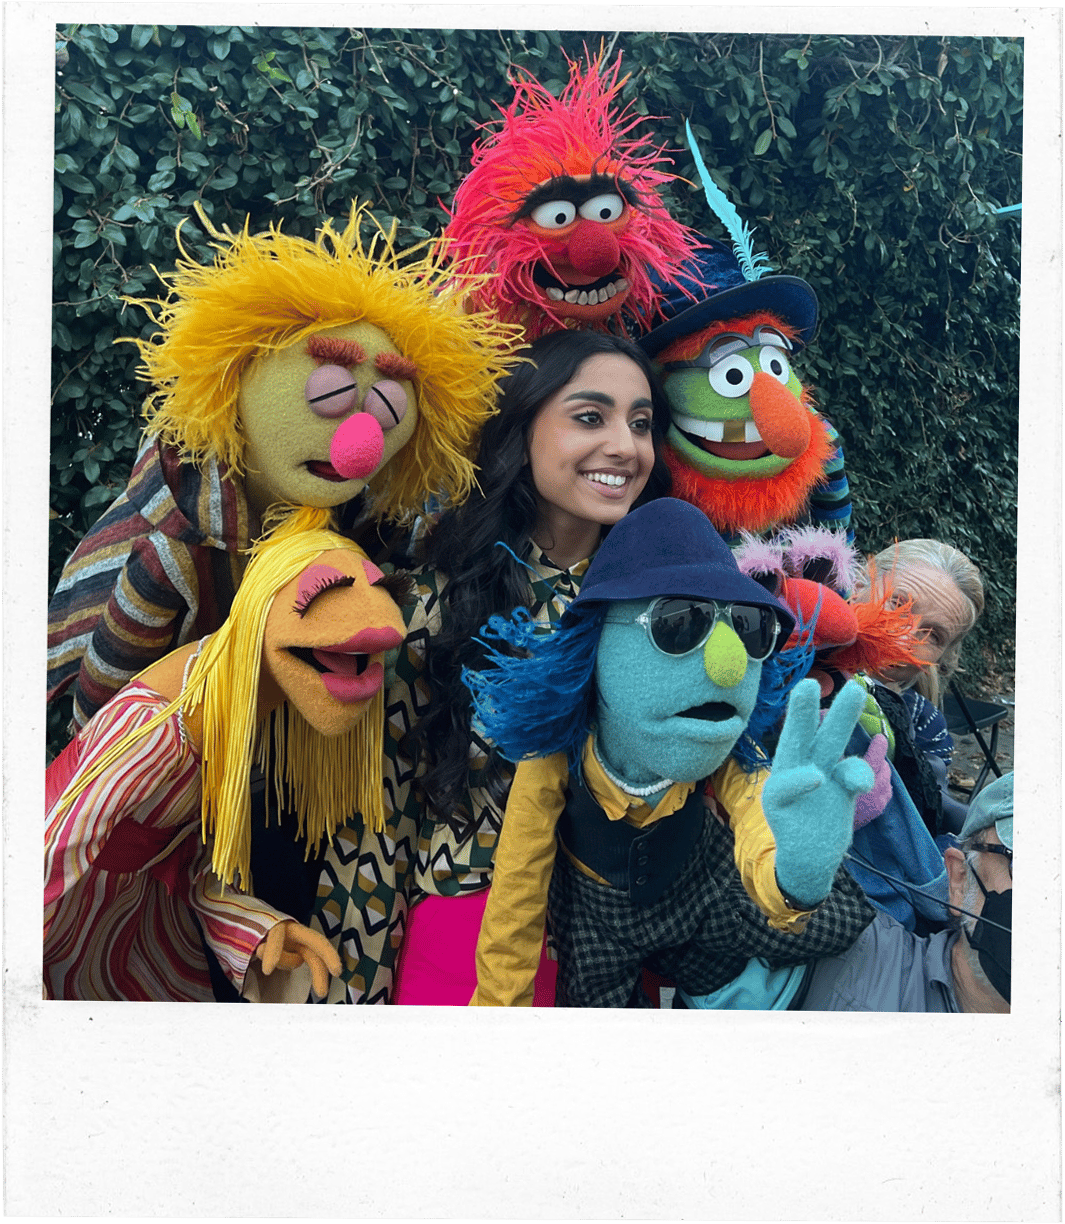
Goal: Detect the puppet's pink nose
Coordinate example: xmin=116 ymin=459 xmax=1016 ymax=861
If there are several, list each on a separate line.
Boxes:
xmin=329 ymin=413 xmax=384 ymax=480
xmin=566 ymin=220 xmax=620 ymax=277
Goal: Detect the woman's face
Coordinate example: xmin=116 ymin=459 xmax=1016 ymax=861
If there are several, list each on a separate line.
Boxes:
xmin=526 ymin=353 xmax=656 ymax=538
xmin=882 ymin=562 xmax=972 ymax=690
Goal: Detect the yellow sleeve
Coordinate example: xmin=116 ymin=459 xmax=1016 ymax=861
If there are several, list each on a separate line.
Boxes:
xmin=470 ymin=753 xmax=567 ymax=1006
xmin=711 ymin=758 xmax=812 ymax=934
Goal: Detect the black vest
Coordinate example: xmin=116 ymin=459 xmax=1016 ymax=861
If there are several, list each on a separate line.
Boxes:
xmin=557 ymin=770 xmax=706 ymax=906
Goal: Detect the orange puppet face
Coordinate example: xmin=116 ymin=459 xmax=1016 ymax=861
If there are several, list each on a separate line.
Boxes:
xmin=262 ymin=549 xmax=407 ymax=736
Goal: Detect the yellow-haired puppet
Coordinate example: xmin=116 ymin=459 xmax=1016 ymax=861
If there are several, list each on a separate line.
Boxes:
xmin=47 ymin=206 xmax=519 ymax=731
xmin=45 ymin=507 xmax=412 ymax=1001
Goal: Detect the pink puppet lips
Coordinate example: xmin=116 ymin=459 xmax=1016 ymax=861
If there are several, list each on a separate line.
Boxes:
xmin=298 ymin=626 xmax=403 ymax=703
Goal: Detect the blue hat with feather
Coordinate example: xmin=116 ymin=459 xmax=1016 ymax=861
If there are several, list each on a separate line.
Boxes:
xmin=637 ymin=122 xmax=819 ymax=359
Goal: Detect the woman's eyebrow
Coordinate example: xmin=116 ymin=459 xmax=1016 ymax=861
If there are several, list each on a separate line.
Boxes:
xmin=563 ymin=390 xmax=654 ymax=412
xmin=563 ymin=389 xmax=614 ymax=406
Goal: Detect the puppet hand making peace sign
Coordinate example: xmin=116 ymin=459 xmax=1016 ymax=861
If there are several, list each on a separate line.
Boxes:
xmin=762 ymin=679 xmax=874 ymax=911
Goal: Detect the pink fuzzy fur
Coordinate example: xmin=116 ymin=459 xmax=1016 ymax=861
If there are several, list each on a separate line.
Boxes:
xmin=733 ymin=532 xmax=786 ymax=583
xmin=779 ymin=526 xmax=859 ymax=593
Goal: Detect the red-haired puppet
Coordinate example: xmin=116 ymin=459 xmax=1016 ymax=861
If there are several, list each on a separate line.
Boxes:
xmin=636 ymin=124 xmax=852 ymax=545
xmin=443 ymin=54 xmax=703 ymax=340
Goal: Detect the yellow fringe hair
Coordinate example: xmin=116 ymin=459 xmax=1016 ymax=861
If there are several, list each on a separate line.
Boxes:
xmin=128 ymin=204 xmax=523 ymax=522
xmin=56 ymin=506 xmax=388 ymax=890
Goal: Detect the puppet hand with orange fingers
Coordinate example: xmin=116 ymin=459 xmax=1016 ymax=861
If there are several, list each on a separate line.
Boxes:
xmin=255 ymin=920 xmax=341 ymax=998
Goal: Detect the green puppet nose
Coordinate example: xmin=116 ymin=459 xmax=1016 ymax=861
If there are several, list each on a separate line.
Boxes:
xmin=703 ymin=621 xmax=748 ymax=688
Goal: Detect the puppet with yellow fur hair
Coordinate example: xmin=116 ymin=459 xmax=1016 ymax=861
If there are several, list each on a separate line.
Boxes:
xmin=44 ymin=506 xmax=413 ymax=1002
xmin=47 ymin=205 xmax=519 ymax=732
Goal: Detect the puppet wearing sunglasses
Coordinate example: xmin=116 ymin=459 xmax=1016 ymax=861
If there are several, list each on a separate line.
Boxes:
xmin=465 ymin=498 xmax=878 ymax=1007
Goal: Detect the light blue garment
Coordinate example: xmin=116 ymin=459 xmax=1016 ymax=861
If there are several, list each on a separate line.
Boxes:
xmin=680 ymin=957 xmax=805 ymax=1010
xmin=844 ymin=726 xmax=950 ymax=930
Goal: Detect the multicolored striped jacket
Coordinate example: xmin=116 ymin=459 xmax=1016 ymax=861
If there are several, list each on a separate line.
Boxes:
xmin=47 ymin=439 xmax=255 ymax=732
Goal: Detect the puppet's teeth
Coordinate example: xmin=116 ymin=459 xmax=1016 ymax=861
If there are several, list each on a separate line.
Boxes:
xmin=674 ymin=414 xmax=726 ymax=442
xmin=577 ymin=291 xmax=590 ymax=305
xmin=616 ymin=278 xmax=629 ymax=291
xmin=546 ymin=287 xmax=564 ymax=301
xmin=564 ymin=290 xmax=580 ymax=304
xmin=606 ymin=282 xmax=618 ymax=298
xmin=744 ymin=422 xmax=763 ymax=443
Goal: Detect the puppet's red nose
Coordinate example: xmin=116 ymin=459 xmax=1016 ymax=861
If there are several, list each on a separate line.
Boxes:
xmin=330 ymin=413 xmax=385 ymax=479
xmin=566 ymin=220 xmax=621 ymax=277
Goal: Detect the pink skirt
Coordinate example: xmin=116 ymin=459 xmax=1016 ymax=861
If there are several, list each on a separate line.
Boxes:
xmin=392 ymin=890 xmax=557 ymax=1006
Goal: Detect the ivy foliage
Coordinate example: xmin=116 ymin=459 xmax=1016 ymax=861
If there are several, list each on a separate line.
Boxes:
xmin=52 ymin=26 xmax=1021 ymax=689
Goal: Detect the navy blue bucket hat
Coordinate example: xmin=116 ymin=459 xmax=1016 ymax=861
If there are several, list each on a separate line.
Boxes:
xmin=564 ymin=498 xmax=796 ymax=638
xmin=637 ymin=241 xmax=819 ymax=360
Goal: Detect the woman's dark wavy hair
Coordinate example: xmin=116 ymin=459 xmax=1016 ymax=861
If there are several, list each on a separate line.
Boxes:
xmin=409 ymin=328 xmax=673 ymax=835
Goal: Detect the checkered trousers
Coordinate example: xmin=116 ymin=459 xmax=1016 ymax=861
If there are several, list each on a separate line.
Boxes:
xmin=547 ymin=812 xmax=876 ymax=1008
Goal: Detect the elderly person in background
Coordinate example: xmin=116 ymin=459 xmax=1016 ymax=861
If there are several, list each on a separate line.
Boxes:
xmin=853 ymin=538 xmax=986 ymax=835
xmin=678 ymin=771 xmax=1012 ymax=1012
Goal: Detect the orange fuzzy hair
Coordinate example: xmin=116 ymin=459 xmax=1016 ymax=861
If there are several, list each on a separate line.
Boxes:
xmin=126 ymin=204 xmax=522 ymax=522
xmin=821 ymin=565 xmax=929 ymax=679
xmin=443 ymin=52 xmax=701 ymax=336
xmin=663 ymin=419 xmax=834 ymax=536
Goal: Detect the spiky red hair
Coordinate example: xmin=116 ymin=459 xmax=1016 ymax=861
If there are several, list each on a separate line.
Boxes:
xmin=444 ymin=53 xmax=700 ymax=336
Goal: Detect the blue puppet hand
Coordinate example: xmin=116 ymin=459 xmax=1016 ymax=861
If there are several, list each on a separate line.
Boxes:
xmin=762 ymin=678 xmax=875 ymax=908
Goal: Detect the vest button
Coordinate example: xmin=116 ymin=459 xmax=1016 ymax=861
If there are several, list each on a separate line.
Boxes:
xmin=635 ymin=875 xmax=648 ymax=886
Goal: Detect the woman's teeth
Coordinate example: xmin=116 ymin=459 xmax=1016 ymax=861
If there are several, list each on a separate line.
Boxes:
xmin=583 ymin=472 xmax=628 ymax=487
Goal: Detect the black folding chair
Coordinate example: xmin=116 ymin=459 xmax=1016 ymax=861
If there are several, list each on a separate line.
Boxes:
xmin=942 ymin=678 xmax=1010 ymax=797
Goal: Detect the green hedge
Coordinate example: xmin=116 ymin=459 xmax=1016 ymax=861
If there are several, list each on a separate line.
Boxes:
xmin=52 ymin=25 xmax=1021 ymax=699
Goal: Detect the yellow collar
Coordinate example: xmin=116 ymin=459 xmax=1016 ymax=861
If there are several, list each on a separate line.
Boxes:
xmin=581 ymin=737 xmax=695 ymax=826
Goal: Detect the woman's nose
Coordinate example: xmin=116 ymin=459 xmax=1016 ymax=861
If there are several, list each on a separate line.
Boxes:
xmin=602 ymin=421 xmax=638 ymax=458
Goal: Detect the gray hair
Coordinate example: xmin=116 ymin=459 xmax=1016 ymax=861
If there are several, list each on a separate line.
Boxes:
xmin=855 ymin=538 xmax=985 ymax=704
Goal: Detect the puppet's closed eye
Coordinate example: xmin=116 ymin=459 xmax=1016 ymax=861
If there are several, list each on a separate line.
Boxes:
xmin=293 ymin=566 xmax=356 ymax=616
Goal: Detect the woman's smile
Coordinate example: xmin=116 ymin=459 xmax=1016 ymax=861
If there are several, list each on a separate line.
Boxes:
xmin=527 ymin=352 xmax=656 ymax=564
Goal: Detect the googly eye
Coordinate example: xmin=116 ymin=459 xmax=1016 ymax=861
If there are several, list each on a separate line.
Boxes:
xmin=707 ymin=353 xmax=755 ymax=398
xmin=578 ymin=193 xmax=626 ymax=223
xmin=759 ymin=345 xmax=792 ymax=385
xmin=306 ymin=364 xmax=358 ymax=418
xmin=530 ymin=200 xmax=577 ymax=229
xmin=363 ymin=380 xmax=408 ymax=430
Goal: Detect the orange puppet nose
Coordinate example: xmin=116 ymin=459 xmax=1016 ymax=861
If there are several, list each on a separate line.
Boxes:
xmin=748 ymin=371 xmax=811 ymax=459
xmin=567 ymin=220 xmax=621 ymax=277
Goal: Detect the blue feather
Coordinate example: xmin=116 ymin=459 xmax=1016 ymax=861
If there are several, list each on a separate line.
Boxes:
xmin=685 ymin=120 xmax=773 ymax=282
xmin=463 ymin=608 xmax=604 ymax=768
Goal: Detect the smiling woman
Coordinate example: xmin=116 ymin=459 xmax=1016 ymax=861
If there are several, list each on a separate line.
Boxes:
xmin=309 ymin=329 xmax=674 ymax=1004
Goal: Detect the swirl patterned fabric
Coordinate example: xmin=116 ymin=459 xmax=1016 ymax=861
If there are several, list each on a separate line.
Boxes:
xmin=311 ymin=547 xmax=589 ymax=1003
